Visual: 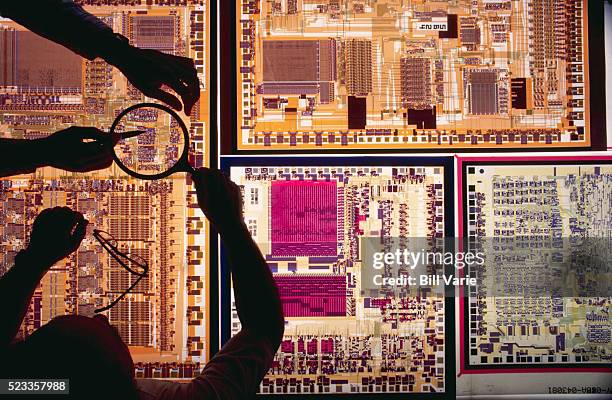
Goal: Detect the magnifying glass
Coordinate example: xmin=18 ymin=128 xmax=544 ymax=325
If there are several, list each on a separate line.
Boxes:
xmin=109 ymin=102 xmax=195 ymax=180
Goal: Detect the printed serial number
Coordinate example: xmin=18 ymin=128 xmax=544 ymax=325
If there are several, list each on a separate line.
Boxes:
xmin=549 ymin=386 xmax=611 ymax=394
xmin=0 ymin=379 xmax=69 ymax=394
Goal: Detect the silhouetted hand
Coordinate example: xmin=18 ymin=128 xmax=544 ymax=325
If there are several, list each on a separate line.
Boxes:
xmin=192 ymin=168 xmax=244 ymax=234
xmin=113 ymin=47 xmax=200 ymax=116
xmin=42 ymin=127 xmax=114 ymax=172
xmin=24 ymin=207 xmax=88 ymax=271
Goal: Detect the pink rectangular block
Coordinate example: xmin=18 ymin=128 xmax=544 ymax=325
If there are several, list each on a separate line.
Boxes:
xmin=271 ymin=180 xmax=337 ymax=256
xmin=275 ymin=274 xmax=346 ymax=317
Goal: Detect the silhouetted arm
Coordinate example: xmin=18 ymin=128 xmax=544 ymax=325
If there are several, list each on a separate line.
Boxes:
xmin=179 ymin=169 xmax=284 ymax=398
xmin=136 ymin=170 xmax=284 ymax=399
xmin=0 ymin=139 xmax=48 ymax=178
xmin=0 ymin=252 xmax=49 ymax=348
xmin=194 ymin=168 xmax=284 ymax=344
xmin=221 ymin=221 xmax=285 ymax=344
xmin=137 ymin=218 xmax=285 ymax=399
xmin=0 ymin=208 xmax=86 ymax=349
xmin=0 ymin=127 xmax=114 ymax=178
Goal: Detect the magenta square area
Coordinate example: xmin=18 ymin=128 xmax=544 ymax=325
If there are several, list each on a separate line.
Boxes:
xmin=271 ymin=180 xmax=337 ymax=256
xmin=275 ymin=274 xmax=346 ymax=317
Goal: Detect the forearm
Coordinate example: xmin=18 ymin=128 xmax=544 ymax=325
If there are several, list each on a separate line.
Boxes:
xmin=0 ymin=0 xmax=131 ymax=62
xmin=220 ymin=222 xmax=285 ymax=344
xmin=0 ymin=251 xmax=48 ymax=348
xmin=0 ymin=139 xmax=49 ymax=178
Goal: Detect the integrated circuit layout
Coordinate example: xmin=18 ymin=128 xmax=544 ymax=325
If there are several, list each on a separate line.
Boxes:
xmin=235 ymin=0 xmax=592 ymax=150
xmin=227 ymin=160 xmax=447 ymax=394
xmin=461 ymin=160 xmax=612 ymax=370
xmin=0 ymin=175 xmax=208 ymax=377
xmin=0 ymin=1 xmax=209 ymax=379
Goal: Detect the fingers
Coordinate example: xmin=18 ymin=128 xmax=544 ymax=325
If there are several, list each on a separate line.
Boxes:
xmin=27 ymin=207 xmax=87 ymax=267
xmin=87 ymin=154 xmax=114 ymax=171
xmin=151 ymin=52 xmax=199 ymax=115
xmin=53 ymin=207 xmax=81 ymax=232
xmin=191 ymin=168 xmax=244 ymax=233
xmin=70 ymin=217 xmax=88 ymax=250
xmin=33 ymin=207 xmax=83 ymax=235
xmin=199 ymin=168 xmax=230 ymax=199
xmin=56 ymin=208 xmax=84 ymax=243
xmin=170 ymin=57 xmax=200 ymax=115
xmin=46 ymin=126 xmax=115 ymax=173
xmin=122 ymin=48 xmax=199 ymax=114
xmin=35 ymin=207 xmax=55 ymax=221
xmin=81 ymin=145 xmax=114 ymax=170
xmin=192 ymin=167 xmax=210 ymax=202
xmin=61 ymin=143 xmax=114 ymax=172
xmin=210 ymin=169 xmax=238 ymax=193
xmin=60 ymin=154 xmax=113 ymax=173
xmin=109 ymin=132 xmax=122 ymax=146
xmin=182 ymin=72 xmax=200 ymax=116
xmin=164 ymin=77 xmax=193 ymax=114
xmin=73 ymin=127 xmax=107 ymax=141
xmin=142 ymin=86 xmax=183 ymax=112
xmin=78 ymin=127 xmax=116 ymax=147
xmin=53 ymin=126 xmax=107 ymax=142
xmin=194 ymin=168 xmax=240 ymax=204
xmin=193 ymin=167 xmax=210 ymax=186
xmin=33 ymin=206 xmax=69 ymax=228
xmin=197 ymin=168 xmax=235 ymax=191
xmin=31 ymin=207 xmax=54 ymax=234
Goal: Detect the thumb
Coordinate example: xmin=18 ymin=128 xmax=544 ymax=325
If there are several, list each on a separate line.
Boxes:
xmin=70 ymin=217 xmax=88 ymax=251
xmin=74 ymin=127 xmax=107 ymax=141
xmin=143 ymin=87 xmax=183 ymax=112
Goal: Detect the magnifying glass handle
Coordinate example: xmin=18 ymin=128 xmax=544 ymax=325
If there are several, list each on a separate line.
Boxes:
xmin=185 ymin=163 xmax=196 ymax=175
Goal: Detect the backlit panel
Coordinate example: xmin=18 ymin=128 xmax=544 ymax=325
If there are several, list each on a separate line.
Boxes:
xmin=461 ymin=160 xmax=612 ymax=371
xmin=228 ymin=161 xmax=447 ymax=394
xmin=236 ymin=0 xmax=592 ymax=150
xmin=0 ymin=1 xmax=209 ymax=379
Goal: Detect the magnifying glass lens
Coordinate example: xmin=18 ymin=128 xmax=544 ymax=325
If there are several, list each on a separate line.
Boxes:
xmin=113 ymin=106 xmax=187 ymax=178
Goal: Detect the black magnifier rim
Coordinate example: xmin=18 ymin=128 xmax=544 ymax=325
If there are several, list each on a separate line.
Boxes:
xmin=110 ymin=102 xmax=190 ymax=180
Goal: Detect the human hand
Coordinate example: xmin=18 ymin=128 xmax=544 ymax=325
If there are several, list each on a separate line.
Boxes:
xmin=192 ymin=168 xmax=245 ymax=234
xmin=41 ymin=127 xmax=114 ymax=172
xmin=113 ymin=47 xmax=200 ymax=115
xmin=24 ymin=207 xmax=88 ymax=271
